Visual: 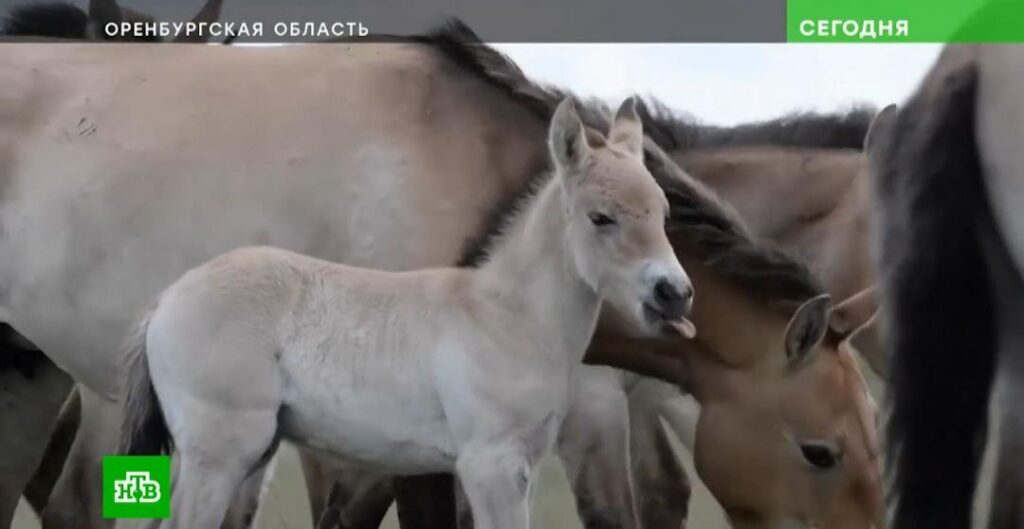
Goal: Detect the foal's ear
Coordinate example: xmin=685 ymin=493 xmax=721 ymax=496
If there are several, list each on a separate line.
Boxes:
xmin=785 ymin=294 xmax=832 ymax=367
xmin=549 ymin=97 xmax=591 ymax=174
xmin=609 ymin=97 xmax=644 ymax=160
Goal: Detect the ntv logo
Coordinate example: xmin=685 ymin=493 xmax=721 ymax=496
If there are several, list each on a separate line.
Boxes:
xmin=113 ymin=471 xmax=162 ymax=503
xmin=103 ymin=455 xmax=171 ymax=519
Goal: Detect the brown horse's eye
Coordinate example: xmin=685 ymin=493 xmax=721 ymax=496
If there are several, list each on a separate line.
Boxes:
xmin=801 ymin=443 xmax=840 ymax=469
xmin=589 ymin=212 xmax=617 ymax=227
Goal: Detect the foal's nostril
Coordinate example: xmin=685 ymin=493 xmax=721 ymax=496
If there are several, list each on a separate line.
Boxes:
xmin=653 ymin=279 xmax=689 ymax=320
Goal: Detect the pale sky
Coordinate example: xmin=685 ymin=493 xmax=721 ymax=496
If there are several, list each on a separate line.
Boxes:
xmin=493 ymin=44 xmax=943 ymax=126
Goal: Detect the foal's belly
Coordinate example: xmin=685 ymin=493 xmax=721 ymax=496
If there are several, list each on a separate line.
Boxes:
xmin=279 ymin=364 xmax=457 ymax=473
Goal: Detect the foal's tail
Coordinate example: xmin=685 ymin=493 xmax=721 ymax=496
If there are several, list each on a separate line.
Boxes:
xmin=878 ymin=57 xmax=996 ymax=529
xmin=119 ymin=308 xmax=174 ymax=455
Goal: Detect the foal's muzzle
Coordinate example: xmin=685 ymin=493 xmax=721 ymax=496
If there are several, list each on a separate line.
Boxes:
xmin=651 ymin=279 xmax=693 ymax=321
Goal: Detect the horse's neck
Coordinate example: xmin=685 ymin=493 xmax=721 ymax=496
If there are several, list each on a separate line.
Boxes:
xmin=478 ymin=178 xmax=601 ymax=361
xmin=679 ymin=256 xmax=793 ymax=399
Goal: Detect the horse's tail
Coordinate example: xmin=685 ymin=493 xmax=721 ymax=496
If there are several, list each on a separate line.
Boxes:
xmin=878 ymin=56 xmax=996 ymax=529
xmin=119 ymin=307 xmax=173 ymax=455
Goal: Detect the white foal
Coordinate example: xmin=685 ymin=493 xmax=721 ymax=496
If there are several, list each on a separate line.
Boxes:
xmin=118 ymin=97 xmax=693 ymax=529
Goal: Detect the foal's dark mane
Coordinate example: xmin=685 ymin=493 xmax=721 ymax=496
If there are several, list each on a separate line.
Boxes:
xmin=422 ymin=19 xmax=822 ymax=312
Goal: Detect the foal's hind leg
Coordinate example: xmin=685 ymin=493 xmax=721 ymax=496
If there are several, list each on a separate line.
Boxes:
xmin=164 ymin=406 xmax=279 ymax=529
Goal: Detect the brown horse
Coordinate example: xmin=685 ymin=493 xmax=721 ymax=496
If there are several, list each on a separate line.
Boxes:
xmin=0 ymin=20 xmax=880 ymax=529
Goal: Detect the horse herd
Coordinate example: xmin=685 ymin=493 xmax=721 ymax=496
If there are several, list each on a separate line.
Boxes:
xmin=0 ymin=1 xmax=1022 ymax=529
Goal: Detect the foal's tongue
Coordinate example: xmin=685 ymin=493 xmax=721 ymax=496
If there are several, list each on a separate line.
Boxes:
xmin=667 ymin=318 xmax=697 ymax=339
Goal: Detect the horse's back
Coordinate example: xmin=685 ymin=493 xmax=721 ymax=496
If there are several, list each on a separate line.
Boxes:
xmin=0 ymin=41 xmax=547 ymax=395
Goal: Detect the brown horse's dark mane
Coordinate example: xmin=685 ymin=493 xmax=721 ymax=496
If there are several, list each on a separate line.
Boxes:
xmin=421 ymin=19 xmax=822 ymax=312
xmin=637 ymin=98 xmax=877 ymax=152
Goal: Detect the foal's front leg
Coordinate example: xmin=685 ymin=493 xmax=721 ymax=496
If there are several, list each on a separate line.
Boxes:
xmin=456 ymin=442 xmax=535 ymax=529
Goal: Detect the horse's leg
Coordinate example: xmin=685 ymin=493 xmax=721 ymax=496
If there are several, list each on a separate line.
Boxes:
xmin=626 ymin=378 xmax=692 ymax=529
xmin=221 ymin=464 xmax=267 ymax=529
xmin=41 ymin=387 xmax=120 ymax=529
xmin=24 ymin=385 xmax=81 ymax=514
xmin=455 ymin=443 xmax=533 ymax=529
xmin=317 ymin=468 xmax=393 ymax=529
xmin=298 ymin=451 xmax=395 ymax=529
xmin=555 ymin=366 xmax=639 ymax=529
xmin=393 ymin=474 xmax=458 ymax=529
xmin=0 ymin=343 xmax=73 ymax=527
xmin=164 ymin=408 xmax=279 ymax=529
xmin=300 ymin=451 xmax=335 ymax=525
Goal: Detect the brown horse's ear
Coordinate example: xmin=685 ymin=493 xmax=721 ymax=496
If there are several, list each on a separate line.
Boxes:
xmin=864 ymin=105 xmax=898 ymax=153
xmin=828 ymin=287 xmax=877 ymax=337
xmin=609 ymin=97 xmax=643 ymax=160
xmin=828 ymin=287 xmax=887 ymax=377
xmin=847 ymin=312 xmax=887 ymax=378
xmin=785 ymin=294 xmax=832 ymax=367
xmin=549 ymin=97 xmax=591 ymax=176
xmin=174 ymin=0 xmax=225 ymax=43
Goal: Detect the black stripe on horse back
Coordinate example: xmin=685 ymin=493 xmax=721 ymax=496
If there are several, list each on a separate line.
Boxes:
xmin=636 ymin=98 xmax=876 ymax=152
xmin=880 ymin=62 xmax=997 ymax=529
xmin=1 ymin=1 xmax=88 ymax=38
xmin=393 ymin=474 xmax=458 ymax=529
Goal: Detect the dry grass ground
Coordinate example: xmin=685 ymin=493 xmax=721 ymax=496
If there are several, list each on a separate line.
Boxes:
xmin=13 ymin=365 xmax=996 ymax=528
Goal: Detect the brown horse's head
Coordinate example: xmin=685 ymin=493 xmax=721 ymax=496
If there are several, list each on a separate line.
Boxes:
xmin=588 ymin=142 xmax=884 ymax=528
xmin=682 ymin=288 xmax=883 ymax=529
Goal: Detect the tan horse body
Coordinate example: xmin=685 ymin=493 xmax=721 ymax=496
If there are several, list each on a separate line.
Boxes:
xmin=0 ymin=25 xmax=880 ymax=529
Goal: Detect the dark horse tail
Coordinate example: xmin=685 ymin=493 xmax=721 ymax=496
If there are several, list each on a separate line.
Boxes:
xmin=119 ymin=308 xmax=174 ymax=456
xmin=1 ymin=1 xmax=89 ymax=38
xmin=877 ymin=57 xmax=997 ymax=529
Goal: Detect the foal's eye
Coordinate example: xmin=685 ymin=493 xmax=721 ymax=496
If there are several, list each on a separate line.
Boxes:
xmin=589 ymin=212 xmax=617 ymax=227
xmin=800 ymin=443 xmax=841 ymax=469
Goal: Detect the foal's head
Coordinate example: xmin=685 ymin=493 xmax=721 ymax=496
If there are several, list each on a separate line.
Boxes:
xmin=549 ymin=97 xmax=694 ymax=336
